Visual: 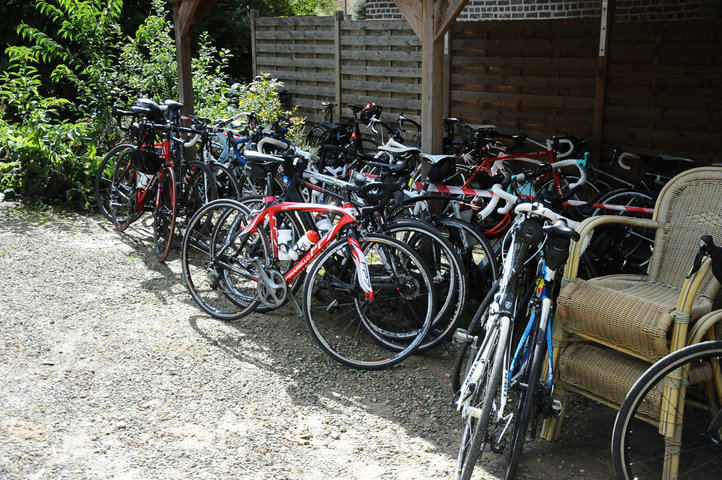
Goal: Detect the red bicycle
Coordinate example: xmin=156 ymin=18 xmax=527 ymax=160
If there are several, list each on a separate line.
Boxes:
xmin=180 ymin=173 xmax=437 ymax=369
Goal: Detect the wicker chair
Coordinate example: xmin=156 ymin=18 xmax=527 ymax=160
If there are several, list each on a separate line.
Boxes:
xmin=541 ymin=167 xmax=722 ymax=459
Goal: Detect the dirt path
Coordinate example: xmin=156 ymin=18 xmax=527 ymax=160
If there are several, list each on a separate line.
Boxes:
xmin=0 ymin=201 xmax=617 ymax=479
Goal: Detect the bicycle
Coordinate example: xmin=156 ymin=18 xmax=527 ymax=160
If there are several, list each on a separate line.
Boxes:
xmin=104 ymin=98 xmax=216 ymax=261
xmin=611 ymin=235 xmax=722 ymax=480
xmin=451 ymin=159 xmax=585 ymax=480
xmin=181 ymin=153 xmax=437 ymax=369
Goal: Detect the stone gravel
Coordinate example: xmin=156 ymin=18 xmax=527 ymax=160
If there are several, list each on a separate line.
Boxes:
xmin=0 ymin=202 xmax=616 ymax=480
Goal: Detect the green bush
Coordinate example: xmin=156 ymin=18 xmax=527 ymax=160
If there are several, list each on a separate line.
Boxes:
xmin=0 ymin=0 xmax=305 ymax=207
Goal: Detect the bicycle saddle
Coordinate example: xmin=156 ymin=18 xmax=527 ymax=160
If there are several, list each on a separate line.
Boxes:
xmin=378 ymin=139 xmax=419 ymax=155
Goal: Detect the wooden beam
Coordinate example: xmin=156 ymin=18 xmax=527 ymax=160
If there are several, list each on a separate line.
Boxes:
xmin=173 ymin=0 xmax=194 ymax=116
xmin=421 ymin=0 xmax=444 ymax=153
xmin=395 ymin=0 xmax=422 ymax=38
xmin=176 ymin=0 xmax=200 ymax=37
xmin=592 ymin=0 xmax=616 ymax=162
xmin=434 ymin=0 xmax=468 ymax=43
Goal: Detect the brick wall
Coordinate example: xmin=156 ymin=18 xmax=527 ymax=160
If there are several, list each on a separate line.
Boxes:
xmin=365 ymin=0 xmax=720 ymax=22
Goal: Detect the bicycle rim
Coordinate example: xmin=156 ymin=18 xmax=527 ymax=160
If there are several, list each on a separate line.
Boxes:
xmin=303 ymin=234 xmax=435 ymax=369
xmin=153 ymin=166 xmax=176 ymax=262
xmin=612 ymin=341 xmax=722 ymax=480
xmin=181 ymin=199 xmax=268 ymax=320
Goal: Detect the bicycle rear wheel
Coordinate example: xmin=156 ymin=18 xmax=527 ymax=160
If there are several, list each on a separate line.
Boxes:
xmin=303 ymin=234 xmax=435 ymax=369
xmin=181 ymin=199 xmax=269 ymax=320
xmin=209 ymin=162 xmax=242 ymax=200
xmin=153 ymin=165 xmax=176 ymax=262
xmin=382 ymin=219 xmax=467 ymax=352
xmin=612 ymin=341 xmax=722 ymax=480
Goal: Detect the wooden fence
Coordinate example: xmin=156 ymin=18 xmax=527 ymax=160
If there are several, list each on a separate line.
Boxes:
xmin=253 ymin=13 xmax=721 ymax=166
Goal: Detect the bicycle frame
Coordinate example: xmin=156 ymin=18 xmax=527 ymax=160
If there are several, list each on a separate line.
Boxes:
xmin=239 ymin=201 xmax=375 ymax=299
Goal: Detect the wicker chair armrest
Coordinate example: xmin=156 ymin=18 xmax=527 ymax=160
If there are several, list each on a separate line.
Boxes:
xmin=564 ymin=215 xmax=659 ymax=280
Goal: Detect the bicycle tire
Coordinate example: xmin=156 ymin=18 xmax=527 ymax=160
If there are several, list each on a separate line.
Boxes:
xmin=95 ymin=144 xmax=136 ymax=222
xmin=209 ymin=162 xmax=242 ymax=200
xmin=181 ymin=199 xmax=269 ymax=320
xmin=505 ymin=302 xmax=549 ymax=480
xmin=435 ymin=217 xmax=500 ymax=300
xmin=303 ymin=234 xmax=436 ymax=370
xmin=589 ymin=188 xmax=655 ymax=276
xmin=109 ymin=149 xmax=142 ymax=232
xmin=153 ymin=165 xmax=177 ymax=262
xmin=611 ymin=340 xmax=722 ymax=480
xmin=381 ymin=218 xmax=467 ymax=352
xmin=235 ymin=195 xmax=307 ymax=310
xmin=456 ymin=316 xmax=511 ymax=480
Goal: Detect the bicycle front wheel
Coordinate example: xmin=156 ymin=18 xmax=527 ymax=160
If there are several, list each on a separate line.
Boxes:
xmin=153 ymin=165 xmax=177 ymax=262
xmin=456 ymin=316 xmax=511 ymax=480
xmin=505 ymin=307 xmax=548 ymax=480
xmin=611 ymin=340 xmax=722 ymax=480
xmin=96 ymin=144 xmax=135 ymax=222
xmin=181 ymin=199 xmax=269 ymax=320
xmin=303 ymin=234 xmax=435 ymax=370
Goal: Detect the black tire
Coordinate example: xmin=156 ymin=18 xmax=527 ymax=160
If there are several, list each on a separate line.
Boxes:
xmin=235 ymin=195 xmax=307 ymax=310
xmin=209 ymin=162 xmax=242 ymax=200
xmin=303 ymin=234 xmax=436 ymax=369
xmin=587 ymin=188 xmax=655 ymax=276
xmin=456 ymin=317 xmax=511 ymax=480
xmin=451 ymin=281 xmax=498 ymax=393
xmin=611 ymin=340 xmax=722 ymax=480
xmin=435 ymin=217 xmax=500 ymax=307
xmin=505 ymin=301 xmax=550 ymax=480
xmin=96 ymin=144 xmax=135 ymax=222
xmin=382 ymin=218 xmax=467 ymax=352
xmin=176 ymin=161 xmax=218 ymax=236
xmin=153 ymin=165 xmax=176 ymax=262
xmin=306 ymin=125 xmax=330 ymax=149
xmin=181 ymin=199 xmax=269 ymax=320
xmin=108 ymin=149 xmax=142 ymax=232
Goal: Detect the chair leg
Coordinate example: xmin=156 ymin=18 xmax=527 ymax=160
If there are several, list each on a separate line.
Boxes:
xmin=541 ymin=386 xmax=570 ymax=441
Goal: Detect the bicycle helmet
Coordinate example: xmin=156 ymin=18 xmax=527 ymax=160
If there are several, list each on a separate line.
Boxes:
xmin=359 ymin=103 xmax=382 ymax=125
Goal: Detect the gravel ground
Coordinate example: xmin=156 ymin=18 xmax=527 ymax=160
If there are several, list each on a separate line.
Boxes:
xmin=0 ymin=201 xmax=617 ymax=480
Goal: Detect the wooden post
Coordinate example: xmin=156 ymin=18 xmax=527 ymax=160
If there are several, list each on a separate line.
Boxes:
xmin=421 ymin=0 xmax=443 ymax=153
xmin=592 ymin=0 xmax=616 ymax=163
xmin=250 ymin=9 xmax=258 ymax=78
xmin=334 ymin=10 xmax=344 ymax=122
xmin=173 ymin=0 xmax=194 ymax=116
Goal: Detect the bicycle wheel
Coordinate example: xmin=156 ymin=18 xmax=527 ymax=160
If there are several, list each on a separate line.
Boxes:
xmin=181 ymin=199 xmax=269 ymax=320
xmin=587 ymin=188 xmax=655 ymax=276
xmin=209 ymin=162 xmax=242 ymax=200
xmin=505 ymin=301 xmax=550 ymax=480
xmin=303 ymin=234 xmax=436 ymax=369
xmin=109 ymin=150 xmax=142 ymax=232
xmin=612 ymin=341 xmax=722 ymax=480
xmin=153 ymin=165 xmax=176 ymax=262
xmin=95 ymin=144 xmax=135 ymax=222
xmin=382 ymin=219 xmax=467 ymax=352
xmin=456 ymin=316 xmax=511 ymax=480
xmin=177 ymin=161 xmax=217 ymax=235
xmin=306 ymin=125 xmax=330 ymax=149
xmin=236 ymin=195 xmax=307 ymax=310
xmin=435 ymin=217 xmax=500 ymax=303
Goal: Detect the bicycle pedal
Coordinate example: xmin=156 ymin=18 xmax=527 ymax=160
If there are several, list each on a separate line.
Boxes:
xmin=453 ymin=328 xmax=476 ymax=345
xmin=551 ymin=400 xmax=562 ymax=418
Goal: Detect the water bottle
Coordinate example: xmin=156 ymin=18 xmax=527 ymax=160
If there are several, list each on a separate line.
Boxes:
xmin=288 ymin=230 xmax=319 ymax=261
xmin=315 ymin=215 xmax=332 ymax=237
xmin=277 ymin=223 xmax=294 ymax=260
xmin=137 ymin=172 xmax=150 ymax=190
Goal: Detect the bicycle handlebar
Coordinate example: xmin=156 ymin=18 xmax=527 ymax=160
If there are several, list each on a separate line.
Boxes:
xmin=478 ymin=158 xmax=587 ymax=221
